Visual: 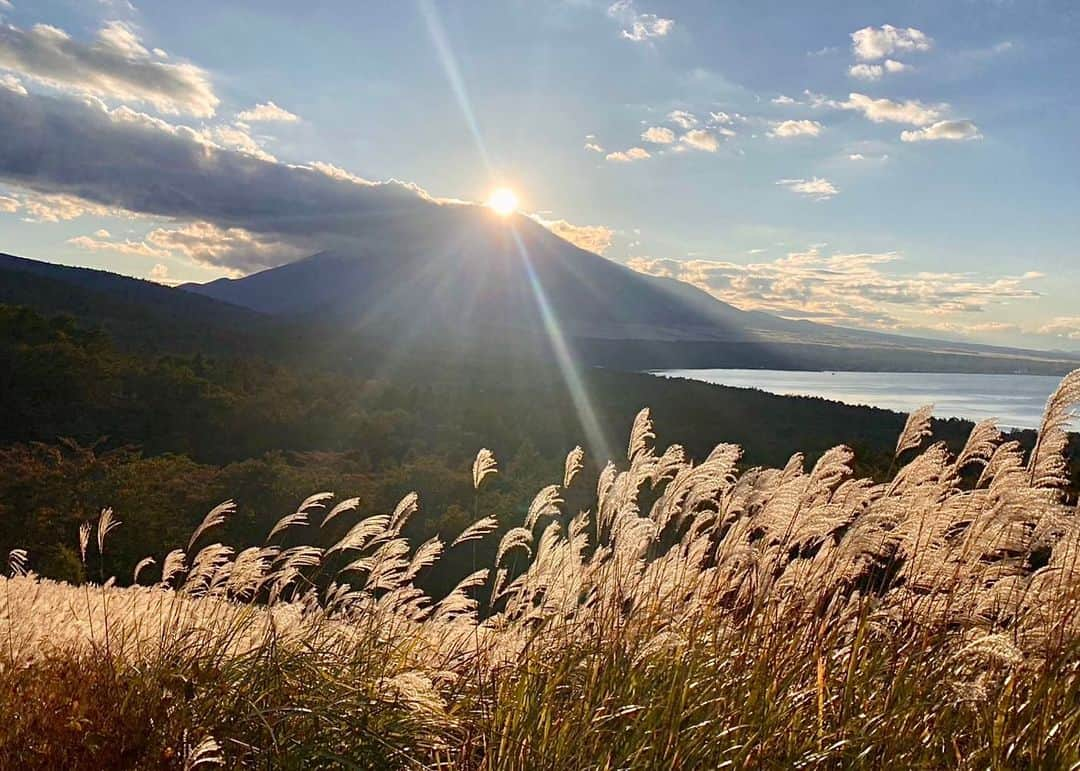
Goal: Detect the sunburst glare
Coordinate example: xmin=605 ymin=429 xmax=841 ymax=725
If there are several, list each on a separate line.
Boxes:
xmin=486 ymin=187 xmax=519 ymax=217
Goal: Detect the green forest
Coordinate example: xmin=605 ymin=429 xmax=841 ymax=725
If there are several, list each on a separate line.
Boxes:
xmin=1 ymin=293 xmax=1075 ymax=595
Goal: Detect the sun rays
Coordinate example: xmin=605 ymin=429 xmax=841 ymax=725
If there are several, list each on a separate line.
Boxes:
xmin=486 ymin=187 xmax=519 ymax=217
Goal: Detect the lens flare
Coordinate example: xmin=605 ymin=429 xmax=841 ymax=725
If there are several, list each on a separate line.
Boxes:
xmin=486 ymin=188 xmax=519 ymax=217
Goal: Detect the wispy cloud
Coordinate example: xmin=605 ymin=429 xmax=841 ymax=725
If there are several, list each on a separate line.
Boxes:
xmin=1038 ymin=317 xmax=1080 ymax=341
xmin=607 ymin=1 xmax=674 ymax=42
xmin=901 ymin=119 xmax=982 ymax=142
xmin=837 ymin=93 xmax=942 ymax=125
xmin=848 ymin=59 xmax=910 ymax=80
xmin=0 ymin=73 xmax=26 ymax=94
xmin=605 ymin=146 xmax=651 ymax=162
xmin=627 ymin=248 xmax=1041 ymax=332
xmin=67 ymin=232 xmax=169 ymax=259
xmin=236 ymin=101 xmax=299 ymax=122
xmin=776 ymin=177 xmax=838 ymax=200
xmin=2 ymin=188 xmax=138 ymax=222
xmin=666 ymin=110 xmax=697 ymax=129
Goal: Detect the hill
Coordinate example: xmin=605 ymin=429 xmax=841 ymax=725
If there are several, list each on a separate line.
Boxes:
xmin=0 ymin=252 xmax=273 ymax=356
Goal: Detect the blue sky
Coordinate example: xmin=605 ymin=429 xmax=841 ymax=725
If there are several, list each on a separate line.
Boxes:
xmin=0 ymin=0 xmax=1078 ymax=349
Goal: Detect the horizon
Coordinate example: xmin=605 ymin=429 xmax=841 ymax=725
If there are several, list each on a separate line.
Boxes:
xmin=0 ymin=0 xmax=1078 ymax=353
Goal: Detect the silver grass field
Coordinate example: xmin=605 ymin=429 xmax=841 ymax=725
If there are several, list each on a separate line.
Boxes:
xmin=2 ymin=371 xmax=1080 ymax=769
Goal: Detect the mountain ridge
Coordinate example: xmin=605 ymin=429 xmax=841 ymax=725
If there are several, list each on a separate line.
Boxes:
xmin=174 ymin=207 xmax=1079 ymax=373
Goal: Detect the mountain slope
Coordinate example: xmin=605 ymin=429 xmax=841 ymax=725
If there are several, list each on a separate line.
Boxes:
xmin=0 ymin=252 xmax=274 ymax=356
xmin=181 ymin=205 xmax=1079 ymax=374
xmin=187 ymin=206 xmax=769 ymax=342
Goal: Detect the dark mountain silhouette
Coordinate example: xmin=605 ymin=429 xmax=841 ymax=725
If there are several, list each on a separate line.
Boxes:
xmin=0 ymin=251 xmax=274 ymax=356
xmin=2 ymin=206 xmax=1076 ymax=374
xmin=177 ymin=205 xmax=1079 ymax=374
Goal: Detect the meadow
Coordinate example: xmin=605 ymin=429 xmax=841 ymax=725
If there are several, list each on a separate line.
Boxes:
xmin=2 ymin=370 xmax=1079 ymax=769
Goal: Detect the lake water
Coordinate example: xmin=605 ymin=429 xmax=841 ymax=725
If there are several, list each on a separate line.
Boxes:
xmin=650 ymin=369 xmax=1071 ymax=430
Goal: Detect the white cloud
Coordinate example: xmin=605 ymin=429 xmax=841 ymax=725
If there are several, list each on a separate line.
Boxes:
xmin=840 ymin=92 xmax=942 ymax=125
xmin=680 ymin=129 xmax=719 ymax=152
xmin=0 ymin=86 xmax=446 ymax=272
xmin=68 ymin=221 xmax=307 ymax=272
xmin=0 ymin=193 xmax=18 ymax=212
xmin=0 ymin=73 xmax=26 ymax=94
xmin=851 ymin=59 xmax=911 ymax=80
xmin=666 ymin=109 xmax=697 ymax=129
xmin=848 ymin=153 xmax=866 ymax=160
xmin=776 ymin=177 xmax=838 ymax=200
xmin=626 ymin=248 xmax=1041 ymax=332
xmin=0 ymin=1 xmax=13 ymax=10
xmin=0 ymin=20 xmax=218 ymax=115
xmin=708 ymin=111 xmax=742 ymax=125
xmin=607 ymin=1 xmax=674 ymax=42
xmin=19 ymin=191 xmax=135 ymax=222
xmin=768 ymin=119 xmax=822 ymax=138
xmin=148 ymin=263 xmax=170 ymax=282
xmin=605 ymin=146 xmax=651 ymax=162
xmin=959 ymin=321 xmax=1022 ymax=335
xmin=900 ymin=119 xmax=982 ymax=142
xmin=1038 ymin=317 xmax=1080 ymax=340
xmin=584 ymin=141 xmax=605 ymax=153
xmin=771 ymin=95 xmax=797 ymax=105
xmin=236 ymin=101 xmax=299 ymax=123
xmin=851 ymin=25 xmax=932 ymax=61
xmin=809 ymin=91 xmax=978 ymax=141
xmin=641 ymin=125 xmax=675 ymax=144
xmin=68 ymin=233 xmax=169 ymax=258
xmin=304 ymin=160 xmax=374 ymax=185
xmin=205 ymin=123 xmax=276 ymax=161
xmin=848 ymin=63 xmax=883 ymax=81
xmin=531 ymin=215 xmax=614 ymax=254
xmin=144 ymin=221 xmax=307 ymax=271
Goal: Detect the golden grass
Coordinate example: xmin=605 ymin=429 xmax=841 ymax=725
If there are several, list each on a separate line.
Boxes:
xmin=2 ymin=370 xmax=1080 ymax=768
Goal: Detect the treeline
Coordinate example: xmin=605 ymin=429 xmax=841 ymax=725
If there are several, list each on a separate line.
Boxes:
xmin=2 ymin=303 xmax=1073 ymax=594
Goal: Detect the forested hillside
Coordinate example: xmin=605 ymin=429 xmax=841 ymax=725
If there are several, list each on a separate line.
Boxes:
xmin=3 ymin=298 xmax=1075 ymax=597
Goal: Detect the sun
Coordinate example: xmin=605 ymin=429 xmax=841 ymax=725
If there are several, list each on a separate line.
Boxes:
xmin=486 ymin=187 xmax=519 ymax=217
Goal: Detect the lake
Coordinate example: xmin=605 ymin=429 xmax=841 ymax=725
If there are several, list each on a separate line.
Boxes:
xmin=650 ymin=369 xmax=1071 ymax=430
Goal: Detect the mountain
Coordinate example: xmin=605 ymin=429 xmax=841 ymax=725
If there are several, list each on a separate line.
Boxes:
xmin=0 ymin=205 xmax=1073 ymax=375
xmin=186 ymin=206 xmax=768 ymax=341
xmin=0 ymin=251 xmax=275 ymax=356
xmin=182 ymin=204 xmax=1080 ymax=375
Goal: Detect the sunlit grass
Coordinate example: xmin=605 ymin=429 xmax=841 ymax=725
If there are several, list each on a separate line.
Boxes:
xmin=2 ymin=370 xmax=1079 ymax=768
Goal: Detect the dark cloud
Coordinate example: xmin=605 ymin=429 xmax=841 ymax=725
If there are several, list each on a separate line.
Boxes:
xmin=0 ymin=87 xmax=454 ymax=268
xmin=0 ymin=21 xmax=218 ymax=116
